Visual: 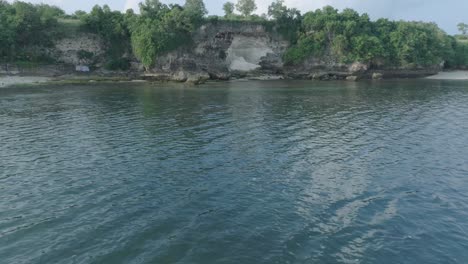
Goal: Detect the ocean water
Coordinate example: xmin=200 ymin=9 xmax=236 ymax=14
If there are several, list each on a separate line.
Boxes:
xmin=1 ymin=80 xmax=468 ymax=264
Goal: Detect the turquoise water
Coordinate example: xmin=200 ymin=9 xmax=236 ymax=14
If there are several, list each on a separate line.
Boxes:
xmin=1 ymin=80 xmax=468 ymax=263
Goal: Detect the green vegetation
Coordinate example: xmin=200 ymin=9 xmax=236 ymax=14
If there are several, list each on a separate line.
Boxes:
xmin=453 ymin=30 xmax=468 ymax=68
xmin=126 ymin=0 xmax=204 ymax=68
xmin=78 ymin=0 xmax=208 ymax=69
xmin=56 ymin=18 xmax=82 ymax=37
xmin=81 ymin=5 xmax=132 ymax=70
xmin=457 ymin=23 xmax=468 ymax=36
xmin=284 ymin=6 xmax=456 ymax=68
xmin=267 ymin=0 xmax=301 ymax=44
xmin=223 ymin=2 xmax=235 ymax=18
xmin=185 ymin=0 xmax=208 ymax=17
xmin=0 ymin=0 xmax=67 ymax=62
xmin=236 ymin=0 xmax=257 ymax=17
xmin=1 ymin=0 xmax=468 ymax=70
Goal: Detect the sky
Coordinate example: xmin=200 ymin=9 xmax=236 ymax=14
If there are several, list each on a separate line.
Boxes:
xmin=6 ymin=0 xmax=467 ymax=34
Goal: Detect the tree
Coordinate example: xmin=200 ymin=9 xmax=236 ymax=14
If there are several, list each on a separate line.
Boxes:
xmin=73 ymin=10 xmax=87 ymax=19
xmin=0 ymin=0 xmax=16 ymax=60
xmin=126 ymin=0 xmax=199 ymax=68
xmin=351 ymin=35 xmax=383 ymax=62
xmin=12 ymin=2 xmax=43 ymax=46
xmin=36 ymin=4 xmax=65 ymax=20
xmin=139 ymin=0 xmax=168 ymax=17
xmin=267 ymin=0 xmax=287 ymax=20
xmin=82 ymin=5 xmax=132 ymax=69
xmin=223 ymin=2 xmax=235 ymax=17
xmin=457 ymin=23 xmax=468 ymax=35
xmin=130 ymin=20 xmax=159 ymax=68
xmin=267 ymin=0 xmax=301 ymax=43
xmin=282 ymin=5 xmax=457 ymax=67
xmin=236 ymin=0 xmax=256 ymax=17
xmin=389 ymin=22 xmax=446 ymax=66
xmin=0 ymin=0 xmax=64 ymax=62
xmin=184 ymin=0 xmax=207 ymax=18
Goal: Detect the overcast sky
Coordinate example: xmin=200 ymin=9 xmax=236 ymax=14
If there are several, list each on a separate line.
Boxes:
xmin=7 ymin=0 xmax=466 ymax=34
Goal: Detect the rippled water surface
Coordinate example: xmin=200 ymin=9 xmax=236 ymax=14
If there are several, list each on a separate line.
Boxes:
xmin=1 ymin=80 xmax=468 ymax=264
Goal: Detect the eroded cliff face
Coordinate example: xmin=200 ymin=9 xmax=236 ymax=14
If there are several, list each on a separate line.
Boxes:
xmin=54 ymin=33 xmax=105 ymax=65
xmin=226 ymin=36 xmax=275 ymax=71
xmin=144 ymin=21 xmax=441 ymax=83
xmin=1 ymin=21 xmax=441 ymax=82
xmin=1 ymin=33 xmax=105 ymax=77
xmin=144 ymin=22 xmax=289 ymax=83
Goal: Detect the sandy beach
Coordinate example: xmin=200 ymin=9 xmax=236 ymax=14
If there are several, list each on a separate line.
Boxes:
xmin=0 ymin=76 xmax=51 ymax=88
xmin=426 ymin=71 xmax=468 ymax=80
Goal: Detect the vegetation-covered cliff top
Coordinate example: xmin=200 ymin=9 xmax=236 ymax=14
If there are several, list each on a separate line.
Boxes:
xmin=1 ymin=0 xmax=468 ymax=70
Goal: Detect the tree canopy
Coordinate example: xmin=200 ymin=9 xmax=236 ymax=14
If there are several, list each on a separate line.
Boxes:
xmin=223 ymin=2 xmax=235 ymax=18
xmin=236 ymin=0 xmax=257 ymax=17
xmin=1 ymin=0 xmax=467 ymax=70
xmin=283 ymin=6 xmax=464 ymax=68
xmin=0 ymin=1 xmax=65 ymax=62
xmin=124 ymin=0 xmax=201 ymax=68
xmin=184 ymin=0 xmax=208 ymax=18
xmin=458 ymin=23 xmax=468 ymax=35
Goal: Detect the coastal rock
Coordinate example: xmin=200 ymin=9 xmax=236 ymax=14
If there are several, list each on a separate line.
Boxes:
xmin=142 ymin=72 xmax=172 ymax=81
xmin=209 ymin=71 xmax=231 ymax=80
xmin=4 ymin=21 xmax=448 ymax=83
xmin=226 ymin=36 xmax=274 ymax=71
xmin=54 ymin=33 xmax=105 ymax=65
xmin=309 ymin=72 xmax=346 ymax=81
xmin=346 ymin=76 xmax=359 ymax=81
xmin=259 ymin=53 xmax=284 ymax=73
xmin=150 ymin=22 xmax=289 ymax=82
xmin=186 ymin=72 xmax=210 ymax=84
xmin=310 ymin=72 xmax=330 ymax=80
xmin=173 ymin=71 xmax=188 ymax=82
xmin=348 ymin=62 xmax=369 ymax=73
xmin=372 ymin=73 xmax=384 ymax=80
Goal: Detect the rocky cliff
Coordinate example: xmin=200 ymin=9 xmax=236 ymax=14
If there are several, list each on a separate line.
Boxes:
xmin=143 ymin=22 xmax=289 ymax=83
xmin=146 ymin=21 xmax=443 ymax=83
xmin=1 ymin=21 xmax=442 ymax=83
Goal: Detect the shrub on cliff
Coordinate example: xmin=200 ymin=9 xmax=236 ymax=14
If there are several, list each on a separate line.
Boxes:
xmin=0 ymin=1 xmax=64 ymax=62
xmin=236 ymin=0 xmax=257 ymax=18
xmin=267 ymin=0 xmax=301 ymax=43
xmin=81 ymin=5 xmax=132 ymax=70
xmin=283 ymin=6 xmax=455 ymax=68
xmin=125 ymin=0 xmax=202 ymax=68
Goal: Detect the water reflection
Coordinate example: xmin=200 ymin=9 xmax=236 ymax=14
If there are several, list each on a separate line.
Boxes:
xmin=1 ymin=80 xmax=468 ymax=263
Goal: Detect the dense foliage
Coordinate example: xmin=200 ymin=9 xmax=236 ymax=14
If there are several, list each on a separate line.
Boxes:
xmin=235 ymin=0 xmax=257 ymax=17
xmin=452 ymin=38 xmax=468 ymax=68
xmin=1 ymin=0 xmax=467 ymax=69
xmin=0 ymin=0 xmax=65 ymax=62
xmin=283 ymin=6 xmax=461 ymax=68
xmin=125 ymin=0 xmax=203 ymax=68
xmin=223 ymin=2 xmax=235 ymax=18
xmin=458 ymin=23 xmax=468 ymax=35
xmin=80 ymin=0 xmax=206 ymax=69
xmin=82 ymin=5 xmax=132 ymax=70
xmin=266 ymin=0 xmax=301 ymax=44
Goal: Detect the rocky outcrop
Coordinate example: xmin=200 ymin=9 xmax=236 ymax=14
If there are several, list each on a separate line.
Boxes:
xmin=147 ymin=22 xmax=289 ymax=83
xmin=346 ymin=76 xmax=359 ymax=81
xmin=1 ymin=21 xmax=443 ymax=83
xmin=124 ymin=22 xmax=441 ymax=82
xmin=372 ymin=73 xmax=384 ymax=80
xmin=53 ymin=33 xmax=105 ymax=65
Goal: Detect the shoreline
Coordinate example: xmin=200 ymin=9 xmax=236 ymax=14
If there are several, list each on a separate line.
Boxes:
xmin=425 ymin=70 xmax=468 ymax=80
xmin=0 ymin=76 xmax=51 ymax=88
xmin=2 ymin=71 xmax=468 ymax=88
